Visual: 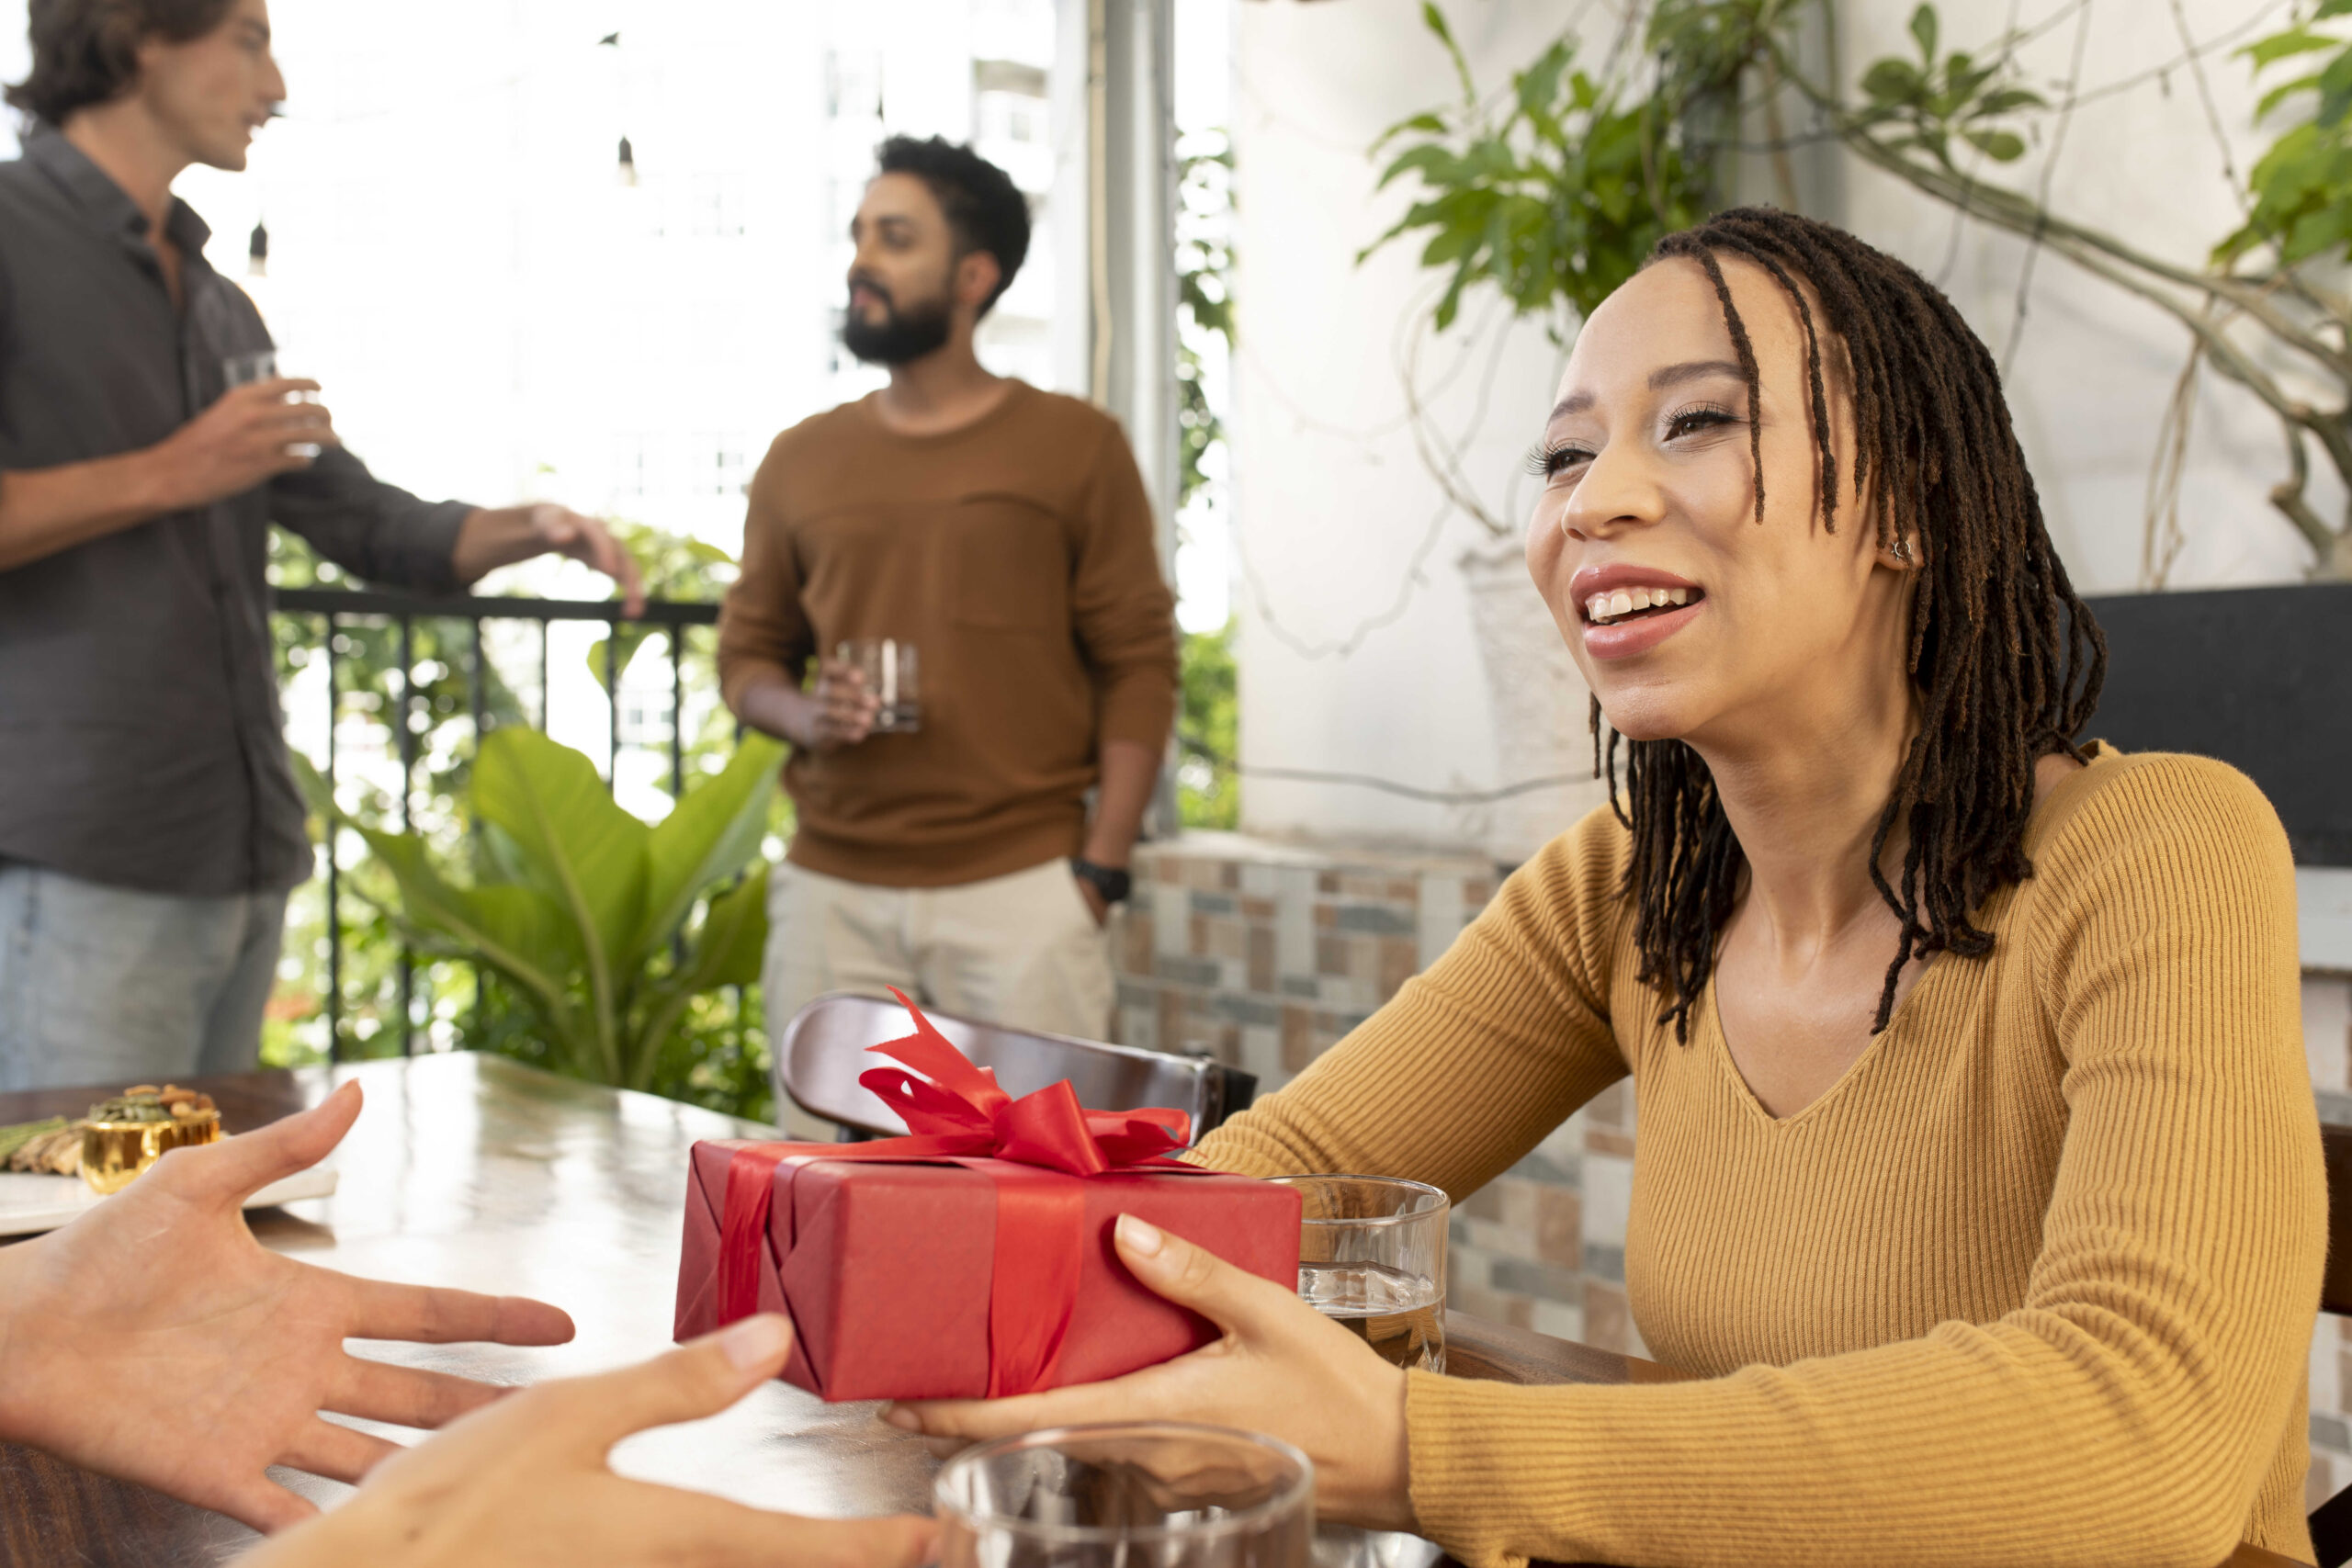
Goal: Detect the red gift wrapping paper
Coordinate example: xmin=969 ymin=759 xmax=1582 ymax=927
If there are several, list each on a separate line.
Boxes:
xmin=673 ymin=1141 xmax=1302 ymax=1400
xmin=672 ymin=988 xmax=1302 ymax=1402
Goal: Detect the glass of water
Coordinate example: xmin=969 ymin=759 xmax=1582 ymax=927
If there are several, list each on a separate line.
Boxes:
xmin=936 ymin=1423 xmax=1312 ymax=1568
xmin=221 ymin=347 xmax=320 ymax=458
xmin=1272 ymin=1175 xmax=1447 ymax=1373
xmin=834 ymin=637 xmax=920 ymax=733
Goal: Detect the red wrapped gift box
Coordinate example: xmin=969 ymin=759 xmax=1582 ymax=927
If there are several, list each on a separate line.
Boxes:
xmin=673 ymin=992 xmax=1301 ymax=1403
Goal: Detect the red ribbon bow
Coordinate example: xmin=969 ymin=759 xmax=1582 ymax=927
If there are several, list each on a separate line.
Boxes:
xmin=856 ymin=987 xmax=1193 ymax=1173
xmin=717 ymin=989 xmax=1202 ymax=1396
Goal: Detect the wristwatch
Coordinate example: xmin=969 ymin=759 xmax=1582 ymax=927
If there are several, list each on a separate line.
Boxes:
xmin=1069 ymin=857 xmax=1133 ymax=905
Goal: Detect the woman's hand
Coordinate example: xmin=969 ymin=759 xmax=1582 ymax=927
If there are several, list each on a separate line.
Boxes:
xmin=0 ymin=1081 xmax=575 ymax=1532
xmin=246 ymin=1314 xmax=939 ymax=1568
xmin=884 ymin=1214 xmax=1417 ymax=1532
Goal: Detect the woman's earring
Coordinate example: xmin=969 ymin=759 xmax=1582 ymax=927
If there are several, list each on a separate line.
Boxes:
xmin=1892 ymin=535 xmax=1913 ymax=563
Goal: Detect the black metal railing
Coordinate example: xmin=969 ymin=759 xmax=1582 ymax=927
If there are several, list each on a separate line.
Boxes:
xmin=272 ymin=587 xmax=723 ymax=1061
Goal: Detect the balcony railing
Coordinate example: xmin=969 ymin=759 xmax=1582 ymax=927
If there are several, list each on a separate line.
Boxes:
xmin=272 ymin=587 xmax=726 ymax=1061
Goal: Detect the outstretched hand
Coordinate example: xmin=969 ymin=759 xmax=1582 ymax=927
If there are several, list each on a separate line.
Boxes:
xmin=244 ymin=1315 xmax=940 ymax=1568
xmin=528 ymin=502 xmax=647 ymax=617
xmin=0 ymin=1081 xmax=575 ymax=1531
xmin=884 ymin=1213 xmax=1418 ymax=1532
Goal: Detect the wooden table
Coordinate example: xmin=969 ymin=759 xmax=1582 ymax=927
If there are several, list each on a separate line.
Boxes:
xmin=0 ymin=1055 xmax=2309 ymax=1568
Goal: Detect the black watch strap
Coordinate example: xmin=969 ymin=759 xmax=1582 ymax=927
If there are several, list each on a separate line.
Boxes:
xmin=1069 ymin=857 xmax=1133 ymax=904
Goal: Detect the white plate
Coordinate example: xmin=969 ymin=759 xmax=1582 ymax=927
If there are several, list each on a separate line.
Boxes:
xmin=0 ymin=1165 xmax=337 ymax=1236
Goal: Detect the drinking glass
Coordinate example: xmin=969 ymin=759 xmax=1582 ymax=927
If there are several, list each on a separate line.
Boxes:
xmin=936 ymin=1422 xmax=1312 ymax=1568
xmin=221 ymin=347 xmax=320 ymax=458
xmin=835 ymin=637 xmax=921 ymax=733
xmin=1271 ymin=1175 xmax=1448 ymax=1373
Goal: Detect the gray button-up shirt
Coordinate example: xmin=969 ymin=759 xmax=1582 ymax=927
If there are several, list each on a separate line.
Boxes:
xmin=0 ymin=130 xmax=473 ymax=897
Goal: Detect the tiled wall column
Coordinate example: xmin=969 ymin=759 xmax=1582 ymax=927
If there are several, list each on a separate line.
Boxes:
xmin=1114 ymin=831 xmax=1644 ymax=1352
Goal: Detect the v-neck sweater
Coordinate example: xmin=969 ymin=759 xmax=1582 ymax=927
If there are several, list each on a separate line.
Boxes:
xmin=1191 ymin=746 xmax=2324 ymax=1568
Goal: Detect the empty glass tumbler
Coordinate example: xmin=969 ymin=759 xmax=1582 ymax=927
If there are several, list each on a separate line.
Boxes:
xmin=935 ymin=1423 xmax=1313 ymax=1568
xmin=835 ymin=637 xmax=920 ymax=733
xmin=1272 ymin=1175 xmax=1448 ymax=1373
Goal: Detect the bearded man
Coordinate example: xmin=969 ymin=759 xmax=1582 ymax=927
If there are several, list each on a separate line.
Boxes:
xmin=718 ymin=136 xmax=1175 ymax=1118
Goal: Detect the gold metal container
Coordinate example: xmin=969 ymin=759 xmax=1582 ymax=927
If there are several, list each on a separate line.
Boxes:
xmin=79 ymin=1111 xmax=220 ymax=1195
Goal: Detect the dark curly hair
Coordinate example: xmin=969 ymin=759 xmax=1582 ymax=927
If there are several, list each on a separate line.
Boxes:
xmin=876 ymin=134 xmax=1030 ymax=316
xmin=6 ymin=0 xmax=236 ymax=127
xmin=1596 ymin=206 xmax=2106 ymax=1040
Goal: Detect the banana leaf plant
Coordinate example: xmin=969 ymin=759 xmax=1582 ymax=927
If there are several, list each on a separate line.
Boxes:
xmin=300 ymin=728 xmax=785 ymax=1093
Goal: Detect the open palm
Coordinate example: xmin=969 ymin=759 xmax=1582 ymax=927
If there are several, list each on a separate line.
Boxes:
xmin=0 ymin=1081 xmax=573 ymax=1530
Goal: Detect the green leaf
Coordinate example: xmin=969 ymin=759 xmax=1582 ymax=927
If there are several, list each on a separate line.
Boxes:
xmin=1962 ymin=128 xmax=2026 ymax=162
xmin=2257 ymin=72 xmax=2325 ymax=124
xmin=1420 ymin=1 xmax=1476 ymax=106
xmin=586 ymin=625 xmax=660 ymax=693
xmin=1374 ymin=142 xmax=1463 ymax=193
xmin=1514 ymin=39 xmax=1575 ymax=122
xmin=1370 ymin=109 xmax=1449 ymax=156
xmin=354 ymin=827 xmax=581 ymax=1027
xmin=1861 ymin=58 xmax=1926 ymax=106
xmin=1908 ymin=4 xmax=1939 ymax=64
xmin=2317 ymin=46 xmax=2352 ymax=126
xmin=683 ymin=869 xmax=770 ymax=990
xmin=2244 ymin=28 xmax=2340 ymax=73
xmin=471 ymin=728 xmax=650 ymax=1073
xmin=634 ymin=734 xmax=785 ymax=966
xmin=626 ymin=868 xmax=769 ymax=1091
xmin=1974 ymin=87 xmax=2046 ymax=115
xmin=288 ymin=750 xmax=336 ymax=831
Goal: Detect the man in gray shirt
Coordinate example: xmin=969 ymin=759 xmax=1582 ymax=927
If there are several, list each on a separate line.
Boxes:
xmin=0 ymin=0 xmax=643 ymax=1090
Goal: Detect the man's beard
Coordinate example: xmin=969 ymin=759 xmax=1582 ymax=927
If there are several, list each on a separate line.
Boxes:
xmin=841 ymin=287 xmax=953 ymax=366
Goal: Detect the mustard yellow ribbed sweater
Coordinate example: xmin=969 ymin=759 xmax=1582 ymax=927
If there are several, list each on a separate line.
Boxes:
xmin=1193 ymin=748 xmax=2325 ymax=1568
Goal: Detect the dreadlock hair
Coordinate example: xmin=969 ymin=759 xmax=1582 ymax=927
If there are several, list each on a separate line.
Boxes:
xmin=1598 ymin=206 xmax=2107 ymax=1042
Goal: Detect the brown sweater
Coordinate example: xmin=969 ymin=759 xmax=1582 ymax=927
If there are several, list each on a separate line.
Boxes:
xmin=718 ymin=382 xmax=1178 ymax=886
xmin=1194 ymin=747 xmax=2324 ymax=1568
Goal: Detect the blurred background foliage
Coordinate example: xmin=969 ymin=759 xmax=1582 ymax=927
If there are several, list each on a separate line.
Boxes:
xmin=264 ymin=523 xmax=781 ymax=1122
xmin=1175 ymin=130 xmax=1238 ymax=829
xmin=1371 ymin=0 xmax=2352 ymax=578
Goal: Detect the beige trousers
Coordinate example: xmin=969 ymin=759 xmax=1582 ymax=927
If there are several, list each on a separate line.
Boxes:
xmin=761 ymin=857 xmax=1114 ymax=1137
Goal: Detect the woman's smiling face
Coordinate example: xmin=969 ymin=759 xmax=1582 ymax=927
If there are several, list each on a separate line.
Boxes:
xmin=1525 ymin=254 xmax=1915 ymax=751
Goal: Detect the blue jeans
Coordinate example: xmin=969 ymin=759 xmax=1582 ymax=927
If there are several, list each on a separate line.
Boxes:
xmin=0 ymin=863 xmax=288 ymax=1092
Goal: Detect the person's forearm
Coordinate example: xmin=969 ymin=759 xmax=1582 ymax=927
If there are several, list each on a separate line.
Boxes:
xmin=1084 ymin=739 xmax=1159 ymax=866
xmin=729 ymin=668 xmax=816 ymax=747
xmin=0 ymin=452 xmax=178 ymax=572
xmin=0 ymin=1240 xmax=31 ymax=1444
xmin=447 ymin=505 xmax=541 ymax=586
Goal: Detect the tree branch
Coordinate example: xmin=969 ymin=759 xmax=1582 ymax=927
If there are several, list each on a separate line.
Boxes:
xmin=2267 ymin=423 xmax=2341 ymax=564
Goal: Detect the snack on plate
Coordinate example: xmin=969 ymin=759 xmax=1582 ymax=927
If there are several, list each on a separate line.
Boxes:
xmin=87 ymin=1084 xmax=217 ymax=1124
xmin=1 ymin=1116 xmax=80 ymax=1175
xmin=81 ymin=1084 xmax=221 ymax=1194
xmin=1 ymin=1086 xmax=223 ymax=1180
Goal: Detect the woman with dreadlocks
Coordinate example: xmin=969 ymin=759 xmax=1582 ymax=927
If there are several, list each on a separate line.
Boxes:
xmin=887 ymin=209 xmax=2323 ymax=1567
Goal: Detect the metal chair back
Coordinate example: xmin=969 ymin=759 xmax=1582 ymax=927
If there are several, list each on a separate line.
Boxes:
xmin=2312 ymin=1124 xmax=2352 ymax=1567
xmin=774 ymin=991 xmax=1257 ymax=1145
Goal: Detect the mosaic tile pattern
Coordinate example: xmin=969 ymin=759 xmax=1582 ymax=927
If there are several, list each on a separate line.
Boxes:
xmin=1113 ymin=831 xmax=1649 ymax=1355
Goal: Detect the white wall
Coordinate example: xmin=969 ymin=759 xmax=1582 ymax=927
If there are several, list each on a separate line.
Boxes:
xmin=1228 ymin=0 xmax=2301 ymax=859
xmin=1230 ymin=0 xmax=1605 ymax=859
